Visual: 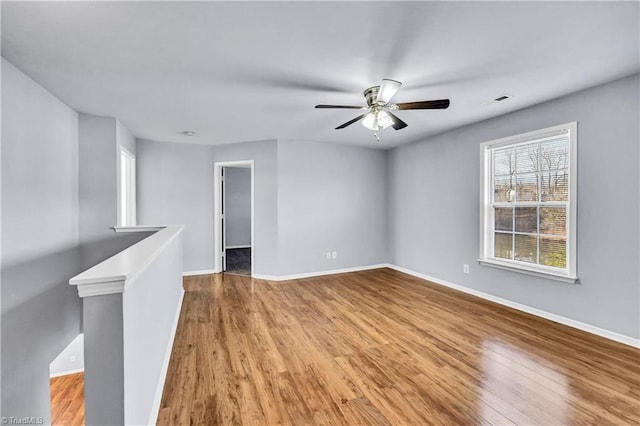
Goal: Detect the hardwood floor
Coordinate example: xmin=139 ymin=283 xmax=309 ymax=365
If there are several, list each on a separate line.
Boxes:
xmin=158 ymin=268 xmax=640 ymax=425
xmin=50 ymin=372 xmax=85 ymax=426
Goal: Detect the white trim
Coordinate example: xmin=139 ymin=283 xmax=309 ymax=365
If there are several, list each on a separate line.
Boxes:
xmin=478 ymin=259 xmax=578 ymax=283
xmin=180 ymin=262 xmax=638 ymax=348
xmin=225 ymin=245 xmax=251 ymax=250
xmin=76 ymin=280 xmax=126 ymax=298
xmin=214 ymin=160 xmax=255 ymax=276
xmin=113 ymin=225 xmax=165 ymax=233
xmin=183 ymin=269 xmax=217 ymax=277
xmin=50 ymin=368 xmax=84 ymax=379
xmin=386 ymin=264 xmax=640 ymax=349
xmin=481 ymin=126 xmax=570 ymax=149
xmin=478 ymin=121 xmax=578 ymax=280
xmin=148 ymin=288 xmax=185 ymax=426
xmin=252 ymin=264 xmax=388 ymax=282
xmin=70 ymin=226 xmax=184 ymax=297
xmin=119 ymin=146 xmax=137 ymax=227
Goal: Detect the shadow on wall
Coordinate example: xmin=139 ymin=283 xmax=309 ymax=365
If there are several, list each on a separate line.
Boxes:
xmin=1 ymin=245 xmax=81 ymax=421
xmin=79 ymin=232 xmax=153 ymax=271
xmin=0 ymin=231 xmax=152 ymax=421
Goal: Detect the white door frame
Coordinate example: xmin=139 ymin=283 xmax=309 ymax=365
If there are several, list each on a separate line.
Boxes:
xmin=213 ymin=160 xmax=254 ymax=275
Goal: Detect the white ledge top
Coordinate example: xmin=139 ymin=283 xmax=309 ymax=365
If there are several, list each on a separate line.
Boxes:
xmin=70 ymin=225 xmax=184 ymax=297
xmin=112 ymin=225 xmax=166 ymax=233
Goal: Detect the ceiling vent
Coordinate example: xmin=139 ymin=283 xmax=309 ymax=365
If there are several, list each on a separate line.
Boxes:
xmin=493 ymin=94 xmax=512 ymax=102
xmin=483 ymin=94 xmax=514 ymax=106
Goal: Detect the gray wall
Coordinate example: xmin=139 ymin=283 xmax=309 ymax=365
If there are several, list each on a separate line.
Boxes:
xmin=79 ymin=115 xmax=147 ymax=271
xmin=137 ymin=139 xmax=215 ymax=272
xmin=83 ymin=229 xmax=184 ymax=426
xmin=79 ymin=114 xmax=117 ymax=258
xmin=1 ymin=57 xmax=3 ymax=420
xmin=388 ymin=74 xmax=640 ymax=339
xmin=224 ymin=167 xmax=251 ymax=247
xmin=83 ymin=293 xmax=124 ymax=425
xmin=136 ymin=138 xmax=389 ymax=277
xmin=1 ymin=58 xmax=81 ymax=421
xmin=277 ymin=140 xmax=388 ymax=275
xmin=1 ymin=58 xmax=151 ymax=421
xmin=137 ymin=138 xmax=280 ymax=274
xmin=212 ymin=140 xmax=279 ymax=275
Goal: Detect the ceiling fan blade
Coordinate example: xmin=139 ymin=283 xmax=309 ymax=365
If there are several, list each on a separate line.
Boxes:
xmin=335 ymin=113 xmax=368 ymax=129
xmin=387 ymin=111 xmax=408 ymax=130
xmin=376 ymin=79 xmax=402 ymax=104
xmin=395 ymin=99 xmax=450 ymax=110
xmin=315 ymin=104 xmax=365 ymax=109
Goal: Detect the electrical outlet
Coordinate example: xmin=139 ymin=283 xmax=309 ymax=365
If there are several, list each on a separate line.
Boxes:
xmin=70 ymin=355 xmax=76 ymax=363
xmin=326 ymin=252 xmax=331 ymax=259
xmin=463 ymin=264 xmax=470 ymax=274
xmin=332 ymin=251 xmax=337 ymax=259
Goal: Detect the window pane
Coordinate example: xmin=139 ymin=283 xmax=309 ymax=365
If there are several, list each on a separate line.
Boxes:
xmin=540 ymin=207 xmax=566 ymax=236
xmin=516 ymin=143 xmax=539 ymax=173
xmin=494 ymin=175 xmax=515 ymax=202
xmin=515 ymin=234 xmax=537 ymax=263
xmin=541 ymin=138 xmax=568 ymax=172
xmin=515 ymin=207 xmax=537 ymax=233
xmin=494 ymin=233 xmax=513 ymax=260
xmin=540 ymin=237 xmax=566 ymax=268
xmin=120 ymin=156 xmax=127 ymax=226
xmin=516 ymin=172 xmax=538 ymax=201
xmin=494 ymin=207 xmax=513 ymax=231
xmin=494 ymin=147 xmax=515 ymax=176
xmin=541 ymin=170 xmax=568 ymax=201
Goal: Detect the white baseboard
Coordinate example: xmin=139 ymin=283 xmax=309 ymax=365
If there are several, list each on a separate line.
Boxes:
xmin=50 ymin=368 xmax=84 ymax=378
xmin=183 ymin=263 xmax=639 ymax=348
xmin=226 ymin=245 xmax=251 ymax=249
xmin=252 ymin=263 xmax=388 ymax=282
xmin=148 ymin=288 xmax=185 ymax=426
xmin=386 ymin=264 xmax=640 ymax=349
xmin=182 ymin=269 xmax=216 ymax=277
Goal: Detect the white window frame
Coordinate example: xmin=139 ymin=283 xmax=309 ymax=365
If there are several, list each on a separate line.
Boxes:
xmin=119 ymin=147 xmax=137 ymax=227
xmin=478 ymin=122 xmax=578 ymax=283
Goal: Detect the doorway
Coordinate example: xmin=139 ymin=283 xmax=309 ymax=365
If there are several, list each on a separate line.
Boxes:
xmin=214 ymin=160 xmax=254 ymax=276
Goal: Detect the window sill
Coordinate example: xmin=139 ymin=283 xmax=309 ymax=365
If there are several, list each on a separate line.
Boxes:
xmin=477 ymin=258 xmax=578 ymax=284
xmin=112 ymin=225 xmax=166 ymax=233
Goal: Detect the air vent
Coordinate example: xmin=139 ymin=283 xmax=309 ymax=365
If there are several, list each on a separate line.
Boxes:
xmin=483 ymin=94 xmax=514 ymax=106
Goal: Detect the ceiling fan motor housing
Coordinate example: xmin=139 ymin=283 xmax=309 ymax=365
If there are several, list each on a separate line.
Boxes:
xmin=364 ymin=86 xmax=382 ymax=107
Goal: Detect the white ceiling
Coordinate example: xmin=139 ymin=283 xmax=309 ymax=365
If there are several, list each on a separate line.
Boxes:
xmin=2 ymin=1 xmax=638 ymax=149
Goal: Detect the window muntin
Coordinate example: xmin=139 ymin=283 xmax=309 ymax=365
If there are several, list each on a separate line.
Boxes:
xmin=480 ymin=122 xmax=577 ymax=281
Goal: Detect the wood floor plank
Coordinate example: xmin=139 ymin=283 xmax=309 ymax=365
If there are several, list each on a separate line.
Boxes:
xmin=158 ymin=268 xmax=640 ymax=425
xmin=50 ymin=372 xmax=84 ymax=426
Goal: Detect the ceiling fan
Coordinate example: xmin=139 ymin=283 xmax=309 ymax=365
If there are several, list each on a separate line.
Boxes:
xmin=315 ymin=79 xmax=450 ymax=140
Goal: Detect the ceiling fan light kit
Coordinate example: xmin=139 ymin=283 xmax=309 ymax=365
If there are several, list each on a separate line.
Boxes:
xmin=315 ymin=79 xmax=450 ymax=141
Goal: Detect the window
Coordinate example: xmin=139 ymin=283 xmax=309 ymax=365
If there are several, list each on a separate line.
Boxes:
xmin=479 ymin=122 xmax=577 ymax=282
xmin=119 ymin=147 xmax=136 ymax=227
